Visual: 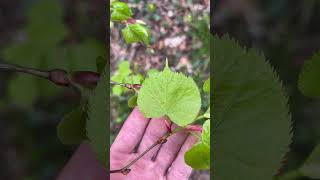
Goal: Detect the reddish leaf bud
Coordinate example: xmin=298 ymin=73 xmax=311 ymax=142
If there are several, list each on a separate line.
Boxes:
xmin=71 ymin=71 xmax=100 ymax=87
xmin=127 ymin=18 xmax=136 ymax=24
xmin=48 ymin=69 xmax=69 ymax=86
xmin=185 ymin=125 xmax=203 ymax=132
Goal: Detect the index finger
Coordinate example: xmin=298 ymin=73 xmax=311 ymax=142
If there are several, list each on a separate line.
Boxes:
xmin=110 ymin=107 xmax=150 ymax=154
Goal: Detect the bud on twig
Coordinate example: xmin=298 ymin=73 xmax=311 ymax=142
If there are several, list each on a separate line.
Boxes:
xmin=71 ymin=71 xmax=100 ymax=87
xmin=48 ymin=69 xmax=69 ymax=86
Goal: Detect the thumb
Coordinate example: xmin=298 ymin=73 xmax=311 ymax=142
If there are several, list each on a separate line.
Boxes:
xmin=56 ymin=141 xmax=107 ymax=180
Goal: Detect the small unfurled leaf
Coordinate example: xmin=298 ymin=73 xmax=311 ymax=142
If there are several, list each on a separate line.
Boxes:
xmin=203 ymin=107 xmax=210 ymax=119
xmin=57 ymin=107 xmax=86 ymax=145
xmin=300 ymin=144 xmax=320 ymax=178
xmin=96 ymin=56 xmax=106 ymax=74
xmin=122 ymin=23 xmax=151 ymax=45
xmin=147 ymin=3 xmax=156 ymax=12
xmin=185 ymin=142 xmax=210 ymax=169
xmin=203 ymin=78 xmax=210 ymax=92
xmin=111 ymin=1 xmax=132 ymax=21
xmin=298 ymin=52 xmax=320 ymax=97
xmin=202 ymin=120 xmax=210 ymax=146
xmin=137 ymin=62 xmax=201 ymax=126
xmin=128 ymin=94 xmax=138 ymax=108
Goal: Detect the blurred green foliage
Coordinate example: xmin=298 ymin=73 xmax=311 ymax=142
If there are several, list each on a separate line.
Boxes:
xmin=1 ymin=0 xmax=105 ymax=108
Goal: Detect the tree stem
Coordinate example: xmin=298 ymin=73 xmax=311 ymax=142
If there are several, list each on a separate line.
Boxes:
xmin=0 ymin=62 xmax=49 ymax=79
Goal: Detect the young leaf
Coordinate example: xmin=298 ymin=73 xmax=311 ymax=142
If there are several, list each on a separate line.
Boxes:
xmin=121 ymin=23 xmax=151 ymax=45
xmin=128 ymin=94 xmax=138 ymax=108
xmin=184 ymin=120 xmax=210 ymax=170
xmin=137 ymin=62 xmax=201 ymax=126
xmin=202 ymin=120 xmax=210 ymax=146
xmin=203 ymin=107 xmax=210 ymax=119
xmin=213 ymin=35 xmax=292 ymax=180
xmin=300 ymin=144 xmax=320 ymax=178
xmin=298 ymin=52 xmax=320 ymax=97
xmin=203 ymin=78 xmax=210 ymax=92
xmin=57 ymin=107 xmax=86 ymax=145
xmin=86 ymin=70 xmax=108 ymax=168
xmin=111 ymin=1 xmax=133 ymax=21
xmin=185 ymin=142 xmax=210 ymax=169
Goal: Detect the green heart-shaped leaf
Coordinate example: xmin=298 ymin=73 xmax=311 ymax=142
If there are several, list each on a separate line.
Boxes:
xmin=137 ymin=61 xmax=201 ymax=126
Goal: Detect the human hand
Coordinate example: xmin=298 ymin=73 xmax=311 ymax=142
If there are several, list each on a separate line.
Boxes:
xmin=110 ymin=107 xmax=198 ymax=180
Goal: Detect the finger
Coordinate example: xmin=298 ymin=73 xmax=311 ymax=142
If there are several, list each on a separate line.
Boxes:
xmin=166 ymin=135 xmax=198 ymax=180
xmin=111 ymin=107 xmax=150 ymax=154
xmin=155 ymin=124 xmax=188 ymax=173
xmin=57 ymin=142 xmax=107 ymax=180
xmin=137 ymin=117 xmax=170 ymax=159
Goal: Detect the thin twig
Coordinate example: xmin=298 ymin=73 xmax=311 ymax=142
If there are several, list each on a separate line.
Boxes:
xmin=0 ymin=62 xmax=49 ymax=79
xmin=110 ymin=81 xmax=141 ymax=92
xmin=110 ymin=127 xmax=185 ymax=175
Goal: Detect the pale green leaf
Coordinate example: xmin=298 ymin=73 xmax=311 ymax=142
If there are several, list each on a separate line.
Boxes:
xmin=111 ymin=1 xmax=132 ymax=21
xmin=128 ymin=94 xmax=138 ymax=108
xmin=213 ymin=35 xmax=292 ymax=180
xmin=112 ymin=86 xmax=123 ymax=96
xmin=121 ymin=23 xmax=151 ymax=45
xmin=185 ymin=143 xmax=210 ymax=170
xmin=202 ymin=120 xmax=210 ymax=146
xmin=203 ymin=78 xmax=210 ymax=92
xmin=203 ymin=107 xmax=210 ymax=119
xmin=137 ymin=63 xmax=201 ymax=126
xmin=147 ymin=69 xmax=159 ymax=77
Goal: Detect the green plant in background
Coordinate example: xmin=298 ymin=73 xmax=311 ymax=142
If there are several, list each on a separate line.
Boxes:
xmin=110 ymin=0 xmax=151 ymax=45
xmin=0 ymin=0 xmax=107 ymax=170
xmin=1 ymin=0 xmax=105 ymax=107
xmin=276 ymin=51 xmax=320 ymax=179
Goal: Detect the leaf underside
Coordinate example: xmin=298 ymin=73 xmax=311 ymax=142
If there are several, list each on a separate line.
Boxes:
xmin=213 ymin=35 xmax=292 ymax=180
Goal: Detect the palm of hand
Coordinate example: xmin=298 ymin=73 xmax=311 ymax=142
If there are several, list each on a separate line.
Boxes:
xmin=110 ymin=108 xmax=197 ymax=180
